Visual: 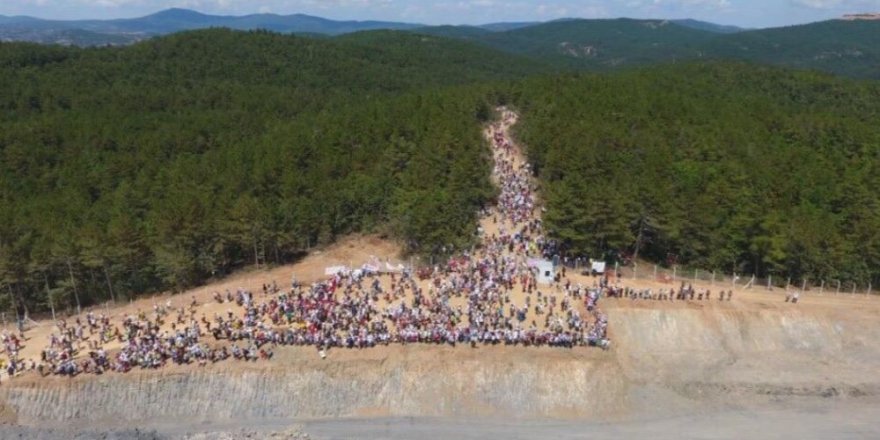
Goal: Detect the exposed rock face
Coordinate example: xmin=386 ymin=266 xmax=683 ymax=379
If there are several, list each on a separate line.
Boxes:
xmin=0 ymin=355 xmax=626 ymax=424
xmin=1 ymin=306 xmax=878 ymax=427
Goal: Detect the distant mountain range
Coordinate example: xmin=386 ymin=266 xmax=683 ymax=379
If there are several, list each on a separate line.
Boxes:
xmin=1 ymin=8 xmax=877 ymax=79
xmin=418 ymin=17 xmax=880 ymax=78
xmin=0 ymin=8 xmax=746 ymax=46
xmin=0 ymin=8 xmax=422 ymax=45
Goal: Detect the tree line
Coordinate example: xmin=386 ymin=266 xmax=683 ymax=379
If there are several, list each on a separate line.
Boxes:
xmin=508 ymin=63 xmax=880 ymax=285
xmin=0 ymin=29 xmax=508 ymax=316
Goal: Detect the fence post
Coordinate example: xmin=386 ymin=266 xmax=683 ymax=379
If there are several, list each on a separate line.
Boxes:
xmin=868 ymin=283 xmax=872 ymax=296
xmin=732 ymin=272 xmax=737 ymax=288
xmin=819 ymin=280 xmax=824 ymax=296
xmin=802 ymin=279 xmax=807 ymax=292
xmin=711 ymin=271 xmax=716 ymax=287
xmin=653 ymin=265 xmax=657 ymax=280
xmin=673 ymin=266 xmax=677 ymax=282
xmin=837 ymin=280 xmax=841 ymax=295
xmin=633 ymin=262 xmax=637 ymax=280
xmin=768 ymin=275 xmax=772 ymax=291
xmin=694 ymin=269 xmax=698 ymax=283
xmin=787 ymin=277 xmax=791 ymax=290
xmin=852 ymin=283 xmax=856 ymax=295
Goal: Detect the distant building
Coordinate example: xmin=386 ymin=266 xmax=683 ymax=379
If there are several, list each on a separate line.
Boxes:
xmin=841 ymin=13 xmax=880 ymax=21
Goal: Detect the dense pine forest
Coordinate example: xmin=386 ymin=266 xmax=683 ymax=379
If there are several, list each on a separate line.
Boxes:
xmin=426 ymin=18 xmax=880 ymax=79
xmin=511 ymin=64 xmax=880 ymax=284
xmin=1 ymin=27 xmax=879 ymax=316
xmin=0 ymin=29 xmax=527 ymax=314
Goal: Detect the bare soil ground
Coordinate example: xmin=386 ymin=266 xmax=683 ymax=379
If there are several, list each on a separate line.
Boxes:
xmin=300 ymin=401 xmax=880 ymax=440
xmin=2 ymin=401 xmax=878 ymax=440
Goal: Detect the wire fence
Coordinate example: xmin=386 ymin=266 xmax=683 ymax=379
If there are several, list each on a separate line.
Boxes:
xmin=609 ymin=262 xmax=876 ymax=297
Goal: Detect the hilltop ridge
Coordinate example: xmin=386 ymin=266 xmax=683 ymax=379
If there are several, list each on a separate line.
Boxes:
xmin=3 ymin=9 xmax=877 ymax=79
xmin=0 ymin=8 xmax=743 ymax=46
xmin=437 ymin=17 xmax=880 ymax=78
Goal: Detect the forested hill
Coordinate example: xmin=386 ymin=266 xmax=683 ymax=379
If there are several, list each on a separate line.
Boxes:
xmin=705 ymin=20 xmax=880 ymax=79
xmin=426 ymin=18 xmax=880 ymax=79
xmin=510 ymin=63 xmax=880 ymax=284
xmin=0 ymin=29 xmax=531 ymax=313
xmin=0 ymin=8 xmax=422 ymax=45
xmin=3 ymin=25 xmax=880 ymax=316
xmin=0 ymin=29 xmax=545 ymax=100
xmin=474 ymin=18 xmax=713 ymax=68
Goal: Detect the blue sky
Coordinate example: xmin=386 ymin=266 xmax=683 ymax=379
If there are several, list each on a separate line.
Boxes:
xmin=2 ymin=0 xmax=879 ymax=28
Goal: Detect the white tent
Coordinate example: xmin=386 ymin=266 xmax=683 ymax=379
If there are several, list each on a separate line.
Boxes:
xmin=529 ymin=259 xmax=556 ymax=285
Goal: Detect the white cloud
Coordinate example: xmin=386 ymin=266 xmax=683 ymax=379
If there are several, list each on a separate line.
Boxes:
xmin=623 ymin=0 xmax=732 ymax=10
xmin=791 ymin=0 xmax=843 ymax=8
xmin=790 ymin=0 xmax=880 ymax=10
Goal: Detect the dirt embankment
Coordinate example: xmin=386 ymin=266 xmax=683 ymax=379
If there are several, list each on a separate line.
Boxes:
xmin=1 ymin=300 xmax=878 ymax=428
xmin=610 ymin=303 xmax=880 ymax=414
xmin=0 ymin=346 xmax=623 ymax=426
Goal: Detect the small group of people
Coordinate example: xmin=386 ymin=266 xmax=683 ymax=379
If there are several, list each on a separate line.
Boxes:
xmin=606 ymin=282 xmax=734 ymax=302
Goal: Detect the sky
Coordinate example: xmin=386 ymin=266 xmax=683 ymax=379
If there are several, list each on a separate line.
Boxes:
xmin=1 ymin=0 xmax=879 ymax=28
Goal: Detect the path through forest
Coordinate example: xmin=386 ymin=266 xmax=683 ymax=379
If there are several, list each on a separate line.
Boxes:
xmin=478 ymin=108 xmax=539 ymax=249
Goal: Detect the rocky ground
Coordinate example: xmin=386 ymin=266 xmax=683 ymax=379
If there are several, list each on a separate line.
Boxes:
xmin=0 ymin=426 xmax=312 ymax=440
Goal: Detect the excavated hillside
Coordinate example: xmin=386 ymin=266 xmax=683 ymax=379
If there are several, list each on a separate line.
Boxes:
xmin=612 ymin=302 xmax=880 ymax=411
xmin=1 ymin=297 xmax=878 ymax=430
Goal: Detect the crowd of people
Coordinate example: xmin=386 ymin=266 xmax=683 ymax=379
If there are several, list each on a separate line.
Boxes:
xmin=197 ymin=109 xmax=611 ymax=353
xmin=0 ymin=301 xmax=274 ymax=379
xmin=1 ymin=108 xmax=613 ymax=380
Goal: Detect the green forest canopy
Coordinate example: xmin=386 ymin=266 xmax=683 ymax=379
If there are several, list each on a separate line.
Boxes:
xmin=1 ymin=28 xmax=879 ymax=317
xmin=420 ymin=18 xmax=880 ymax=79
xmin=0 ymin=29 xmax=520 ymax=314
xmin=510 ymin=63 xmax=880 ymax=284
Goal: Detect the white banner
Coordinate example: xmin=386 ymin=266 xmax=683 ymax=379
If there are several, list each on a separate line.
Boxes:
xmin=361 ymin=263 xmax=380 ymax=273
xmin=385 ymin=262 xmax=405 ymax=273
xmin=324 ymin=266 xmax=349 ymax=276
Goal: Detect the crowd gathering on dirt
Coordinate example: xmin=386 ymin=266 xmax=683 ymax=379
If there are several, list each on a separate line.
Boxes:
xmin=1 ymin=109 xmax=739 ymax=381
